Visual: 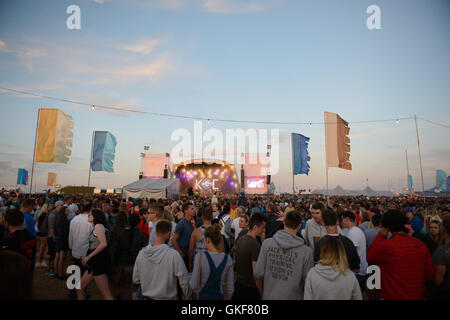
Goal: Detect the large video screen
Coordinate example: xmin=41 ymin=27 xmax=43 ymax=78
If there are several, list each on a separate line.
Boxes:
xmin=246 ymin=177 xmax=266 ymax=189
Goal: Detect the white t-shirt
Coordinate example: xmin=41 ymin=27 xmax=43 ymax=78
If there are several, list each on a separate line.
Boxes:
xmin=231 ymin=217 xmax=241 ymax=241
xmin=68 ymin=213 xmax=94 ymax=259
xmin=346 ymin=226 xmax=368 ymax=276
xmin=148 ymin=221 xmax=154 ymax=234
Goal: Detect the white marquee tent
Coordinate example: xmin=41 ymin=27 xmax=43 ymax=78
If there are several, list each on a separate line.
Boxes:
xmin=122 ymin=178 xmax=180 ymax=200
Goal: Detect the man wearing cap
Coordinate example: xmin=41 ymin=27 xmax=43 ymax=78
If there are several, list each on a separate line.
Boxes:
xmin=367 ymin=209 xmax=435 ymax=300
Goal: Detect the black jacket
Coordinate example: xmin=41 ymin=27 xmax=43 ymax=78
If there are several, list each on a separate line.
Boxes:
xmin=114 ymin=227 xmax=147 ymax=266
xmin=314 ymin=235 xmax=361 ymax=272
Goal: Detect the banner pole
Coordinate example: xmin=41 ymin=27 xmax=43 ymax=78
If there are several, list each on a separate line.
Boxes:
xmin=324 ymin=112 xmax=329 ymax=207
xmin=291 ymin=133 xmax=295 ymax=194
xmin=29 ymin=108 xmax=40 ymax=195
xmin=414 ymin=115 xmax=425 ymax=203
xmin=88 ymin=131 xmax=94 ymax=187
xmin=405 ymin=149 xmax=411 ymax=197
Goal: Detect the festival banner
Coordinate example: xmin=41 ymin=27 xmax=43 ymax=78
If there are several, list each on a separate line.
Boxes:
xmin=292 ymin=133 xmax=310 ymax=175
xmin=142 ymin=154 xmax=170 ymax=178
xmin=325 ymin=112 xmax=351 ymax=170
xmin=47 ymin=172 xmax=57 ymax=186
xmin=408 ymin=175 xmax=413 ymax=190
xmin=17 ymin=168 xmax=28 ymax=185
xmin=35 ymin=108 xmax=74 ymax=163
xmin=91 ymin=131 xmax=117 ymax=172
xmin=437 ymin=170 xmax=447 ymax=191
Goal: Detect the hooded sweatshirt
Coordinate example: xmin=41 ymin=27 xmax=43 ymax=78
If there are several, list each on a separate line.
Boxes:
xmin=254 ymin=229 xmax=314 ymax=300
xmin=132 ymin=243 xmax=191 ymax=300
xmin=304 ymin=264 xmax=362 ymax=300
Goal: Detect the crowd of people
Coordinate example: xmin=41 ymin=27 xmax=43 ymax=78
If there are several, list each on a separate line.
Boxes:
xmin=0 ymin=188 xmax=449 ymax=300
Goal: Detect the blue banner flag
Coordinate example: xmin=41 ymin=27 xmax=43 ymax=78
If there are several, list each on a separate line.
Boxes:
xmin=292 ymin=133 xmax=310 ymax=175
xmin=437 ymin=170 xmax=447 ymax=191
xmin=17 ymin=168 xmax=28 ymax=185
xmin=408 ymin=175 xmax=413 ymax=189
xmin=91 ymin=131 xmax=117 ymax=172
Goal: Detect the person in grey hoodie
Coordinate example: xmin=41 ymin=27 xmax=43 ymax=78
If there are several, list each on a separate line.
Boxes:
xmin=254 ymin=210 xmax=314 ymax=300
xmin=132 ymin=220 xmax=192 ymax=300
xmin=304 ymin=236 xmax=362 ymax=300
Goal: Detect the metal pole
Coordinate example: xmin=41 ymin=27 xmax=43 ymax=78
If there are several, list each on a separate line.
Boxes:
xmin=291 ymin=133 xmax=295 ymax=194
xmin=414 ymin=115 xmax=425 ymax=202
xmin=29 ymin=108 xmax=40 ymax=195
xmin=324 ymin=112 xmax=329 ymax=206
xmin=88 ymin=131 xmax=95 ymax=187
xmin=405 ymin=149 xmax=411 ymax=197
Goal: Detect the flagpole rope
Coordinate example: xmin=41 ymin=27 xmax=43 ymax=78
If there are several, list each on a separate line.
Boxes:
xmin=416 ymin=117 xmax=450 ymax=129
xmin=0 ymin=86 xmax=448 ymax=127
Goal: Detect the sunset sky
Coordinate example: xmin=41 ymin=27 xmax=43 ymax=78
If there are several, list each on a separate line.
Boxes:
xmin=0 ymin=0 xmax=449 ymax=193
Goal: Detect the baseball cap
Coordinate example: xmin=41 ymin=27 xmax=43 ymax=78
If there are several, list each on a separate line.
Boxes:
xmin=55 ymin=200 xmax=64 ymax=207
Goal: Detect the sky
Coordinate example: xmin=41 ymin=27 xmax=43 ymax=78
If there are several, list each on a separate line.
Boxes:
xmin=0 ymin=0 xmax=449 ymax=193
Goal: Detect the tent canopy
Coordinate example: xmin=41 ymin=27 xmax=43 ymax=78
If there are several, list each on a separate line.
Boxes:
xmin=331 ymin=185 xmax=349 ymax=195
xmin=122 ymin=178 xmax=180 ymax=200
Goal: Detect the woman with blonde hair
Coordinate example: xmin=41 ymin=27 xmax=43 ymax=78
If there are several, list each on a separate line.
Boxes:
xmin=34 ymin=201 xmax=51 ymax=267
xmin=429 ymin=220 xmax=445 ymax=248
xmin=304 ymin=236 xmax=362 ymax=300
xmin=189 ymin=224 xmax=234 ymax=300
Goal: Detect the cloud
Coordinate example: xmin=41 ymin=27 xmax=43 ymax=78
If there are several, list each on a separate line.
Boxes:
xmin=117 ymin=38 xmax=161 ymax=54
xmin=87 ymin=0 xmax=277 ymax=13
xmin=202 ymin=0 xmax=278 ymax=13
xmin=0 ymin=40 xmax=5 ymax=49
xmin=2 ymin=35 xmax=175 ymax=87
xmin=71 ymin=54 xmax=173 ymax=84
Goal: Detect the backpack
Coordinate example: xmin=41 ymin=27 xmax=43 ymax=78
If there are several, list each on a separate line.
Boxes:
xmin=37 ymin=212 xmax=49 ymax=234
xmin=221 ymin=215 xmax=232 ymax=239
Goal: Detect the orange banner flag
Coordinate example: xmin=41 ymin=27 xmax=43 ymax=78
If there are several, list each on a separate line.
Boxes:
xmin=325 ymin=112 xmax=352 ymax=170
xmin=47 ymin=172 xmax=57 ymax=186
